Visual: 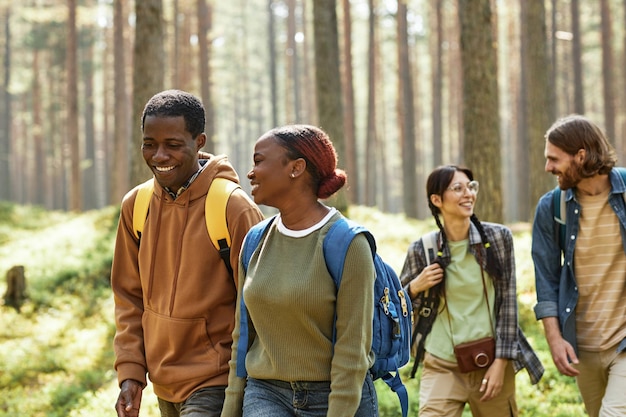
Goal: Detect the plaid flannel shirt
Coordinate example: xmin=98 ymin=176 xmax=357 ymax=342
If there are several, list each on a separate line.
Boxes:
xmin=400 ymin=221 xmax=544 ymax=384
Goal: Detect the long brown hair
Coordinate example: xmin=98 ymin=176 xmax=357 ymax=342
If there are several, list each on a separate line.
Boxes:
xmin=545 ymin=114 xmax=617 ymax=177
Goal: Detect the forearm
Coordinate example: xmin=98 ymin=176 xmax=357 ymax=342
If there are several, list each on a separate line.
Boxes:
xmin=541 ymin=316 xmax=563 ymax=344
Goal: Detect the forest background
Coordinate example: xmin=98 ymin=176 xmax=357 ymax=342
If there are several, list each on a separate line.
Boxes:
xmin=0 ymin=0 xmax=618 ymax=415
xmin=1 ymin=0 xmax=626 ymax=223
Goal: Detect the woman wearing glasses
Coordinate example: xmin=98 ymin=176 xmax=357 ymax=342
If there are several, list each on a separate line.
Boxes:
xmin=399 ymin=165 xmax=544 ymax=416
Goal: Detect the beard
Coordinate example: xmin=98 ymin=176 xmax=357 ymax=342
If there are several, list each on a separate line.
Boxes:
xmin=555 ymin=161 xmax=583 ymax=190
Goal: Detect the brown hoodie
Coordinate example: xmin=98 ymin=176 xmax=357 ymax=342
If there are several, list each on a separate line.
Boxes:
xmin=111 ymin=154 xmax=263 ymax=402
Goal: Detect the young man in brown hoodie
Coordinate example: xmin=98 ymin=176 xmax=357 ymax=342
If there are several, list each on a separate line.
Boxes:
xmin=112 ymin=89 xmax=263 ymax=417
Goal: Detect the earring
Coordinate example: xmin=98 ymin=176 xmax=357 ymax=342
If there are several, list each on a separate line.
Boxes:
xmin=291 ymin=173 xmax=295 ymax=178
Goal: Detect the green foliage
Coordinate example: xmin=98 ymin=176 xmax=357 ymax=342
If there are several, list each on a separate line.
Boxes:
xmin=0 ymin=204 xmax=586 ymax=416
xmin=0 ymin=203 xmax=119 ymax=417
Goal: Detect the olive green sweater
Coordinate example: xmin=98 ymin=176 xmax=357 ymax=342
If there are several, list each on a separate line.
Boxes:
xmin=222 ymin=211 xmax=376 ymax=417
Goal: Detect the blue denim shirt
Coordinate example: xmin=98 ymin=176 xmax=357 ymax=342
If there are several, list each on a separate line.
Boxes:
xmin=531 ymin=168 xmax=626 ymax=354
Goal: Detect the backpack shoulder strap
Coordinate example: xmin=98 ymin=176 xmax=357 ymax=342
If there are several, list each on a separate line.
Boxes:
xmin=206 ymin=178 xmax=241 ymax=275
xmin=323 ymin=217 xmax=375 ymax=288
xmin=616 ymin=167 xmax=626 ymax=203
xmin=552 ymin=186 xmax=566 ymax=251
xmin=421 ymin=230 xmax=440 ymax=265
xmin=409 ymin=230 xmax=442 ymax=379
xmin=241 ymin=216 xmax=275 ymax=274
xmin=132 ymin=178 xmax=155 ymax=240
xmin=236 ymin=215 xmax=274 ymax=378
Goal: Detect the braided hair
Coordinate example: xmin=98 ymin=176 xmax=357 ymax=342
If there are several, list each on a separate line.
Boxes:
xmin=427 ymin=165 xmax=502 ymax=280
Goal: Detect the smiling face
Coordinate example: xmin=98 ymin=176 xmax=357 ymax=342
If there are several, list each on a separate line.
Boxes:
xmin=431 ymin=171 xmax=477 ymax=220
xmin=141 ymin=115 xmax=205 ymax=193
xmin=247 ymin=134 xmax=296 ymax=208
xmin=544 ymin=141 xmax=582 ymax=190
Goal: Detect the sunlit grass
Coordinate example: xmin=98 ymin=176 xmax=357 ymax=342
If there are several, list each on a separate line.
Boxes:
xmin=0 ymin=204 xmax=586 ymax=416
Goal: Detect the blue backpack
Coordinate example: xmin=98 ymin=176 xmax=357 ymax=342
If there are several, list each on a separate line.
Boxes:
xmin=552 ymin=167 xmax=626 ymax=251
xmin=237 ymin=215 xmax=412 ymax=417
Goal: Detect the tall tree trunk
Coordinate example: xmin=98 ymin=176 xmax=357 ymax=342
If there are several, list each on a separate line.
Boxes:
xmin=112 ymin=0 xmax=130 ymax=203
xmin=430 ymin=0 xmax=443 ymax=167
xmin=341 ymin=0 xmax=357 ymax=202
xmin=268 ymin=0 xmax=278 ymax=127
xmin=448 ymin=3 xmax=463 ymax=163
xmin=286 ymin=0 xmax=300 ymax=123
xmin=365 ymin=0 xmax=377 ymax=207
xmin=518 ymin=0 xmax=530 ymax=221
xmin=312 ymin=0 xmax=347 ymax=210
xmin=33 ymin=49 xmax=45 ymax=206
xmin=197 ymin=0 xmax=215 ymax=152
xmin=571 ymin=0 xmax=584 ymax=114
xmin=458 ymin=0 xmax=502 ymax=222
xmin=550 ymin=0 xmax=558 ymax=118
xmin=171 ymin=0 xmax=180 ymax=87
xmin=523 ymin=0 xmax=553 ymax=221
xmin=0 ymin=6 xmax=11 ymax=201
xmin=132 ymin=0 xmax=165 ymax=187
xmin=66 ymin=0 xmax=81 ymax=211
xmin=83 ymin=42 xmax=97 ymax=210
xmin=501 ymin=1 xmax=521 ymax=221
xmin=397 ymin=0 xmax=418 ymax=218
xmin=301 ymin=0 xmax=317 ymax=124
xmin=600 ymin=0 xmax=616 ymax=142
xmin=99 ymin=25 xmax=111 ymax=208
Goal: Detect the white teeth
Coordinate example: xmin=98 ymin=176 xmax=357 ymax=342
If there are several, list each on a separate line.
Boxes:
xmin=155 ymin=166 xmax=175 ymax=172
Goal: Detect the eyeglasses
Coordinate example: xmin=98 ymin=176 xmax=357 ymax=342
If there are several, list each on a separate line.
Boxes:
xmin=447 ymin=180 xmax=479 ymax=195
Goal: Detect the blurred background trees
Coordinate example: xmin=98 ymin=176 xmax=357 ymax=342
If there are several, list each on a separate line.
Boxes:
xmin=1 ymin=0 xmax=625 ymax=222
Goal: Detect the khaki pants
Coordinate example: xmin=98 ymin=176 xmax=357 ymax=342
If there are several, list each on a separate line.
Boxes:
xmin=575 ymin=345 xmax=626 ymax=417
xmin=419 ymin=352 xmax=517 ymax=417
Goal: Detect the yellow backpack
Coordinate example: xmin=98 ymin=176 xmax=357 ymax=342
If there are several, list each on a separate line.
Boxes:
xmin=132 ymin=177 xmax=240 ymax=275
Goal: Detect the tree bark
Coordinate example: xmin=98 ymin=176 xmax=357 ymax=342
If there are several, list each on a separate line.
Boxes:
xmin=571 ymin=0 xmax=584 ymax=114
xmin=341 ymin=0 xmax=357 ymax=203
xmin=112 ymin=0 xmax=130 ymax=203
xmin=430 ymin=0 xmax=443 ymax=167
xmin=365 ymin=0 xmax=377 ymax=207
xmin=312 ymin=0 xmax=347 ymax=210
xmin=600 ymin=0 xmax=616 ymax=142
xmin=131 ymin=0 xmax=165 ymax=187
xmin=268 ymin=0 xmax=278 ymax=127
xmin=397 ymin=0 xmax=418 ymax=219
xmin=522 ymin=0 xmax=553 ymax=221
xmin=0 ymin=6 xmax=11 ymax=201
xmin=458 ymin=0 xmax=502 ymax=222
xmin=66 ymin=0 xmax=81 ymax=211
xmin=197 ymin=0 xmax=215 ymax=152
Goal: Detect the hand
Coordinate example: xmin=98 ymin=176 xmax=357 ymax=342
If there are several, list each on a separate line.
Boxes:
xmin=479 ymin=358 xmax=507 ymax=402
xmin=409 ymin=263 xmax=444 ymax=296
xmin=547 ymin=334 xmax=580 ymax=377
xmin=541 ymin=317 xmax=579 ymax=377
xmin=115 ymin=379 xmax=143 ymax=417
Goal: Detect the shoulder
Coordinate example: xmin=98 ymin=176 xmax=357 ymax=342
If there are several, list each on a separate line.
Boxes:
xmin=480 ymin=222 xmax=513 ymax=245
xmin=609 ymin=167 xmax=626 ymax=192
xmin=324 ymin=213 xmax=374 ymax=255
xmin=228 ymin=187 xmax=261 ymax=211
xmin=481 ymin=222 xmax=511 ymax=234
xmin=536 ymin=188 xmax=558 ymax=210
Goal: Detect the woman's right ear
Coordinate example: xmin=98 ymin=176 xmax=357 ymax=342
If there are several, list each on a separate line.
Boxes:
xmin=430 ymin=194 xmax=442 ymax=208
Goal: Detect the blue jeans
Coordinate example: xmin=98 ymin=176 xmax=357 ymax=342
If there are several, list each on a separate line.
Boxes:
xmin=157 ymin=386 xmax=226 ymax=417
xmin=242 ymin=373 xmax=378 ymax=417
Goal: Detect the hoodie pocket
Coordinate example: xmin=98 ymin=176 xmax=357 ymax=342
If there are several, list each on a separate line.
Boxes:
xmin=143 ymin=307 xmax=222 ymax=386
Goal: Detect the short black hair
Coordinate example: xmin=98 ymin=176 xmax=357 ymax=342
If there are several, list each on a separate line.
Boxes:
xmin=141 ymin=89 xmax=205 ymax=138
